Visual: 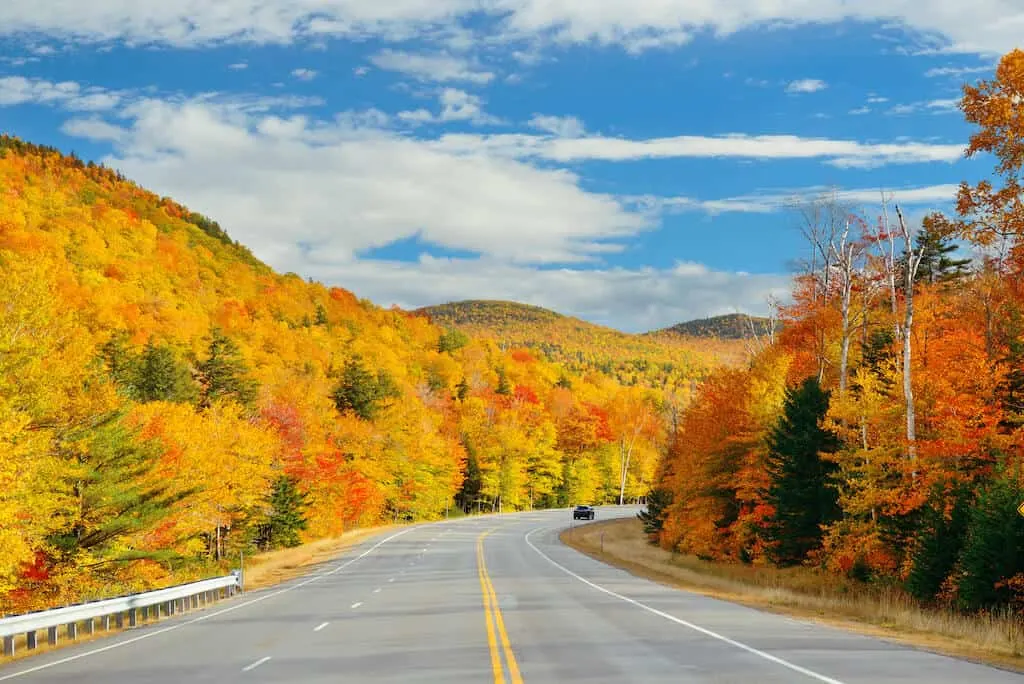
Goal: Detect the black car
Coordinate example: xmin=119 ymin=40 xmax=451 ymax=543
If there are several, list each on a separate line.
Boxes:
xmin=573 ymin=505 xmax=595 ymax=520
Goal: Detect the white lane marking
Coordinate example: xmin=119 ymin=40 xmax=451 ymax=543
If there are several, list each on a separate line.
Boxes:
xmin=524 ymin=527 xmax=846 ymax=684
xmin=0 ymin=528 xmax=415 ymax=681
xmin=314 ymin=622 xmax=329 ymax=632
xmin=351 ymin=602 xmax=363 ymax=609
xmin=388 ymin=577 xmax=395 ymax=582
xmin=373 ymin=588 xmax=381 ymax=594
xmin=242 ymin=656 xmax=271 ymax=672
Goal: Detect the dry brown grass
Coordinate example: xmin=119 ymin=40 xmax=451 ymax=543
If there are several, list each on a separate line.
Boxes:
xmin=242 ymin=526 xmax=397 ymax=591
xmin=562 ymin=518 xmax=1024 ymax=673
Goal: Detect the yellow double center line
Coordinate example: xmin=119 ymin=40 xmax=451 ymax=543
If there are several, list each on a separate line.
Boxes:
xmin=476 ymin=529 xmax=524 ymax=684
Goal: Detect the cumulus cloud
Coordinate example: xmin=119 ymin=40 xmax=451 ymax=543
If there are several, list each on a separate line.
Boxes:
xmin=0 ymin=1 xmax=1020 ymax=55
xmin=528 ymin=114 xmax=585 ymax=138
xmin=785 ymin=78 xmax=827 ymax=93
xmin=291 ymin=68 xmax=317 ymax=80
xmin=0 ymin=76 xmax=123 ymax=110
xmin=368 ymin=49 xmax=495 ymax=84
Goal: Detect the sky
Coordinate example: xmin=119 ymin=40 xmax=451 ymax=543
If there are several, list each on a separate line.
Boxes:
xmin=0 ymin=2 xmax=1018 ymax=333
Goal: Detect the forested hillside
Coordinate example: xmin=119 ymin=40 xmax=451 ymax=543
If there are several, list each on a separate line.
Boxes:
xmin=0 ymin=138 xmax=671 ymax=614
xmin=652 ymin=313 xmax=775 ymax=341
xmin=416 ymin=300 xmax=747 ymax=389
xmin=649 ymin=49 xmax=1024 ymax=614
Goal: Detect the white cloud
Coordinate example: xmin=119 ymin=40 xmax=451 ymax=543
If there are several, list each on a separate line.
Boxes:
xmin=867 ymin=95 xmax=889 ymax=103
xmin=632 ymin=183 xmax=961 ymax=216
xmin=0 ymin=1 xmax=1020 ymax=55
xmin=786 ymin=78 xmax=827 ymax=93
xmin=849 ymin=106 xmax=871 ymax=115
xmin=291 ymin=68 xmax=317 ymax=81
xmin=925 ymin=64 xmax=993 ymax=77
xmin=228 ymin=62 xmax=248 ymax=70
xmin=0 ymin=76 xmax=122 ymax=110
xmin=307 ymin=255 xmax=792 ymax=333
xmin=528 ymin=114 xmax=585 ymax=138
xmin=368 ymin=49 xmax=494 ymax=84
xmin=67 ymin=98 xmax=648 ymax=267
xmin=435 ymin=131 xmax=965 ymax=169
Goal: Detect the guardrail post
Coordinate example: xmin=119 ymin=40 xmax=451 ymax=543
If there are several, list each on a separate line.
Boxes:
xmin=128 ymin=609 xmax=137 ymax=627
xmin=102 ymin=615 xmax=111 ymax=630
xmin=167 ymin=600 xmax=174 ymax=616
xmin=191 ymin=594 xmax=198 ymax=610
xmin=85 ymin=618 xmax=94 ymax=635
xmin=26 ymin=631 xmax=37 ymax=650
xmin=67 ymin=622 xmax=78 ymax=640
xmin=140 ymin=606 xmax=148 ymax=621
xmin=3 ymin=635 xmax=14 ymax=656
xmin=46 ymin=626 xmax=58 ymax=646
xmin=115 ymin=612 xmax=124 ymax=629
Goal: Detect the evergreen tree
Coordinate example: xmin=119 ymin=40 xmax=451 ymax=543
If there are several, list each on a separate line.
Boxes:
xmin=48 ymin=416 xmax=190 ymax=569
xmin=955 ymin=475 xmax=1024 ymax=611
xmin=496 ymin=367 xmax=511 ymax=395
xmin=898 ymin=225 xmax=972 ymax=286
xmin=437 ymin=328 xmax=469 ymax=354
xmin=760 ymin=377 xmax=841 ymax=566
xmin=905 ymin=481 xmax=973 ymax=603
xmin=330 ymin=355 xmax=400 ymax=420
xmin=99 ymin=331 xmax=138 ymax=396
xmin=254 ymin=476 xmax=310 ymax=550
xmin=314 ymin=303 xmax=329 ymax=326
xmin=637 ymin=487 xmax=673 ymax=540
xmin=455 ymin=376 xmax=470 ymax=401
xmin=134 ymin=339 xmax=197 ymax=403
xmin=456 ymin=445 xmax=483 ymax=513
xmin=196 ymin=328 xmax=259 ymax=408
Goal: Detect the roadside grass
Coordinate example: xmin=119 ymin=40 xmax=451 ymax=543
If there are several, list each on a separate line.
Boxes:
xmin=561 ymin=518 xmax=1024 ymax=673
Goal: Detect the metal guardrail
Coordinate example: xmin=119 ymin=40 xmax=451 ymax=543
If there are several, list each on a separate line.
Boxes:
xmin=1 ymin=571 xmax=242 ymax=657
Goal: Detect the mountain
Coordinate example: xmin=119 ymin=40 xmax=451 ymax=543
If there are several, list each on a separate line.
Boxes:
xmin=0 ymin=136 xmax=684 ymax=613
xmin=653 ymin=313 xmax=776 ymax=341
xmin=415 ymin=300 xmax=748 ymax=388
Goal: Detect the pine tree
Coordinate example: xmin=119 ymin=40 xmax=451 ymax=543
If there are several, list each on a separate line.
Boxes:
xmin=455 ymin=377 xmax=470 ymax=401
xmin=330 ymin=355 xmax=400 ymax=420
xmin=637 ymin=487 xmax=672 ymax=540
xmin=898 ymin=225 xmax=972 ymax=286
xmin=254 ymin=476 xmax=310 ymax=550
xmin=905 ymin=481 xmax=972 ymax=603
xmin=496 ymin=367 xmax=511 ymax=395
xmin=134 ymin=339 xmax=197 ymax=403
xmin=99 ymin=331 xmax=139 ymax=396
xmin=760 ymin=377 xmax=841 ymax=566
xmin=196 ymin=328 xmax=259 ymax=408
xmin=955 ymin=475 xmax=1024 ymax=611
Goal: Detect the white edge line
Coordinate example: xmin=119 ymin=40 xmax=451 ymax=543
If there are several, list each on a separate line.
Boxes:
xmin=524 ymin=526 xmax=846 ymax=684
xmin=313 ymin=622 xmax=329 ymax=632
xmin=241 ymin=655 xmax=271 ymax=672
xmin=0 ymin=527 xmax=414 ymax=681
xmin=350 ymin=602 xmax=363 ymax=609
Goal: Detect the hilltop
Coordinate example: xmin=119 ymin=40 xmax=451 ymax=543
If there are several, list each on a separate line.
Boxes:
xmin=415 ymin=300 xmax=748 ymax=388
xmin=652 ymin=313 xmax=776 ymax=341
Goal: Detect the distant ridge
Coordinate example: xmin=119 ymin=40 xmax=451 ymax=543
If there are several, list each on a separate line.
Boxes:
xmin=652 ymin=313 xmax=775 ymax=340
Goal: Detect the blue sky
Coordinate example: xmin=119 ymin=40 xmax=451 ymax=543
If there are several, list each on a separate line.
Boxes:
xmin=0 ymin=2 xmax=1016 ymax=332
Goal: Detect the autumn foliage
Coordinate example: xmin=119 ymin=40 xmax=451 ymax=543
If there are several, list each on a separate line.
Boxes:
xmin=0 ymin=136 xmax=679 ymax=613
xmin=654 ymin=49 xmax=1024 ymax=614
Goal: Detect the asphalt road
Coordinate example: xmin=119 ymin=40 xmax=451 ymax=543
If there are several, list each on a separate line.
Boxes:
xmin=1 ymin=505 xmax=1021 ymax=683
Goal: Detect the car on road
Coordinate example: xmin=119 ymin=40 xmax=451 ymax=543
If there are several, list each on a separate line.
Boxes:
xmin=573 ymin=505 xmax=595 ymax=520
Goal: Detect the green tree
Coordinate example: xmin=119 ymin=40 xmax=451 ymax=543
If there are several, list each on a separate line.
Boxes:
xmin=330 ymin=355 xmax=400 ymax=420
xmin=99 ymin=331 xmax=138 ymax=396
xmin=253 ymin=476 xmax=310 ymax=550
xmin=134 ymin=339 xmax=197 ymax=403
xmin=905 ymin=481 xmax=972 ymax=603
xmin=455 ymin=377 xmax=470 ymax=402
xmin=438 ymin=328 xmax=469 ymax=354
xmin=196 ymin=328 xmax=259 ymax=408
xmin=496 ymin=367 xmax=511 ymax=396
xmin=637 ymin=487 xmax=672 ymax=540
xmin=760 ymin=377 xmax=841 ymax=566
xmin=898 ymin=224 xmax=972 ymax=286
xmin=955 ymin=475 xmax=1024 ymax=611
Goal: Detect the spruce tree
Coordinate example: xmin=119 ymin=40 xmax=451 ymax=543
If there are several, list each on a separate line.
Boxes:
xmin=196 ymin=328 xmax=259 ymax=408
xmin=330 ymin=355 xmax=400 ymax=420
xmin=255 ymin=476 xmax=310 ymax=550
xmin=496 ymin=367 xmax=512 ymax=395
xmin=637 ymin=487 xmax=673 ymax=539
xmin=955 ymin=475 xmax=1024 ymax=611
xmin=898 ymin=225 xmax=972 ymax=286
xmin=760 ymin=377 xmax=841 ymax=566
xmin=905 ymin=481 xmax=972 ymax=603
xmin=134 ymin=339 xmax=197 ymax=403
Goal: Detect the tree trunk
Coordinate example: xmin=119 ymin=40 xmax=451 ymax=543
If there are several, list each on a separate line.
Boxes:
xmin=897 ymin=205 xmax=920 ymax=466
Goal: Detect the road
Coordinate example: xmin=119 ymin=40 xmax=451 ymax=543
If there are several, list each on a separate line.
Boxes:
xmin=1 ymin=505 xmax=1021 ymax=683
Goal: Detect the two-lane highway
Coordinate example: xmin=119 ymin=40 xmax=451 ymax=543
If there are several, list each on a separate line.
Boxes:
xmin=2 ymin=506 xmax=1021 ymax=682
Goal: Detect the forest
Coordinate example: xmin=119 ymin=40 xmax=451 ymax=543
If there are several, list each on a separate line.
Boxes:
xmin=0 ymin=137 xmax=700 ymax=614
xmin=648 ymin=49 xmax=1024 ymax=613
